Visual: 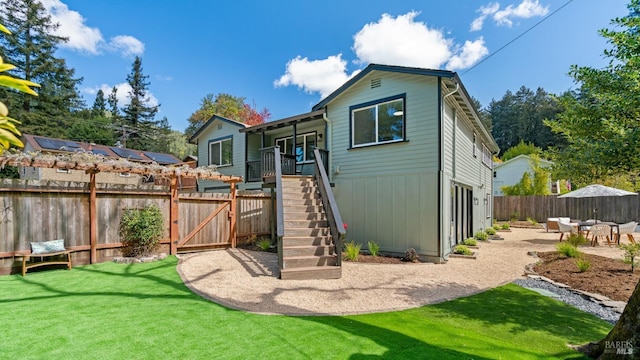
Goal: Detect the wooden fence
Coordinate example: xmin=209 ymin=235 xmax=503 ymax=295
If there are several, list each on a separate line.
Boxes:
xmin=0 ymin=180 xmax=271 ymax=274
xmin=494 ymin=195 xmax=640 ymax=223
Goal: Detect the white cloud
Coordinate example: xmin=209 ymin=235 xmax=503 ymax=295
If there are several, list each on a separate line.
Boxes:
xmin=275 ymin=12 xmax=488 ymax=98
xmin=446 ymin=37 xmax=489 ymax=70
xmin=39 ymin=0 xmax=145 ymax=57
xmin=353 ymin=11 xmax=452 ymax=68
xmin=85 ymin=83 xmax=159 ymax=108
xmin=40 ymin=0 xmax=103 ymax=54
xmin=274 ymin=54 xmax=359 ymax=98
xmin=470 ymin=3 xmax=500 ymax=32
xmin=108 ymin=36 xmax=145 ymax=57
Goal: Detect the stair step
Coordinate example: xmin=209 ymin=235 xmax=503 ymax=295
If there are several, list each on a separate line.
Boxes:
xmin=282 ymin=236 xmax=332 ymax=247
xmin=283 ymin=205 xmax=325 ymax=214
xmin=284 ymin=220 xmax=328 ymax=228
xmin=285 ymin=227 xmax=330 ymax=237
xmin=283 ymin=198 xmax=323 ymax=207
xmin=283 ymin=254 xmax=338 ymax=268
xmin=282 ymin=245 xmax=335 ymax=257
xmin=283 ymin=212 xmax=326 ymax=221
xmin=282 ymin=192 xmax=320 ymax=200
xmin=280 ymin=266 xmax=342 ymax=280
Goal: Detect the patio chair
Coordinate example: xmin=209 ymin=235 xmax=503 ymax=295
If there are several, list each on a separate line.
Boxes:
xmin=615 ymin=221 xmax=638 ymax=244
xmin=580 ymin=219 xmax=600 ymax=238
xmin=557 ymin=219 xmax=578 ymax=242
xmin=590 ymin=223 xmax=612 ymax=247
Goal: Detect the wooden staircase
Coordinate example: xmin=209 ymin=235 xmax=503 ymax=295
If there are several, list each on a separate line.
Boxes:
xmin=279 ymin=175 xmax=341 ymax=280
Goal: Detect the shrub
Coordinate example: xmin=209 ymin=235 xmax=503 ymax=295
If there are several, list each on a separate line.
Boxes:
xmin=510 ymin=211 xmax=519 ymax=221
xmin=556 ymin=242 xmax=580 ymax=258
xmin=404 ymin=248 xmax=418 ymax=262
xmin=527 ymin=217 xmax=538 ymax=225
xmin=463 ymin=238 xmax=477 ymax=246
xmin=485 ymin=228 xmax=496 ymax=236
xmin=620 ymin=243 xmax=640 ymax=271
xmin=256 ymin=238 xmax=272 ymax=251
xmin=501 ymin=223 xmax=511 ymax=230
xmin=119 ymin=204 xmax=164 ymax=257
xmin=493 ymin=226 xmax=502 ymax=232
xmin=343 ymin=241 xmax=362 ymax=261
xmin=575 ymin=258 xmax=591 ymax=272
xmin=474 ymin=231 xmax=488 ymax=241
xmin=453 ymin=245 xmax=472 ymax=255
xmin=565 ymin=233 xmax=587 ymax=248
xmin=367 ymin=241 xmax=380 ymax=257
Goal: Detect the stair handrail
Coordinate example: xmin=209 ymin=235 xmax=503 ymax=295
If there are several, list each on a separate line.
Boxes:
xmin=313 ymin=147 xmax=345 ymax=265
xmin=274 ymin=146 xmax=285 ymax=238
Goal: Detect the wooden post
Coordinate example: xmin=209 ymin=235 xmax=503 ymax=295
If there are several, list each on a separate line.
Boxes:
xmin=170 ymin=175 xmax=179 ymax=255
xmin=89 ymin=170 xmax=97 ymax=264
xmin=229 ymin=181 xmax=237 ymax=248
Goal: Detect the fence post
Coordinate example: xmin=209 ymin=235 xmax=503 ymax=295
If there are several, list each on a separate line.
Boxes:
xmin=89 ymin=170 xmax=97 ymax=264
xmin=170 ymin=175 xmax=179 ymax=255
xmin=229 ymin=181 xmax=237 ymax=248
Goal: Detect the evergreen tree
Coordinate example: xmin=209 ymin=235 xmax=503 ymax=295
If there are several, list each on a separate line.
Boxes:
xmin=121 ymin=56 xmax=161 ymax=149
xmin=107 ymin=86 xmax=120 ymax=119
xmin=92 ymin=89 xmax=107 ymax=117
xmin=0 ymin=0 xmax=82 ymax=138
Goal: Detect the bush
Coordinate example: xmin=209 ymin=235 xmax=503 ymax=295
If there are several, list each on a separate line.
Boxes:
xmin=474 ymin=231 xmax=488 ymax=241
xmin=485 ymin=228 xmax=496 ymax=236
xmin=493 ymin=226 xmax=502 ymax=232
xmin=453 ymin=245 xmax=472 ymax=255
xmin=404 ymin=248 xmax=418 ymax=262
xmin=510 ymin=211 xmax=520 ymax=221
xmin=119 ymin=204 xmax=164 ymax=257
xmin=527 ymin=217 xmax=538 ymax=225
xmin=344 ymin=241 xmax=362 ymax=261
xmin=256 ymin=238 xmax=272 ymax=251
xmin=556 ymin=242 xmax=580 ymax=258
xmin=501 ymin=223 xmax=511 ymax=230
xmin=620 ymin=243 xmax=640 ymax=271
xmin=565 ymin=233 xmax=587 ymax=248
xmin=463 ymin=238 xmax=477 ymax=246
xmin=367 ymin=241 xmax=380 ymax=257
xmin=575 ymin=258 xmax=591 ymax=272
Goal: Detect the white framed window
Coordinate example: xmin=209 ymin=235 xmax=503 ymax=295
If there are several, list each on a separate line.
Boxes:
xmin=275 ymin=132 xmax=317 ymax=163
xmin=209 ymin=136 xmax=233 ymax=167
xmin=485 ymin=193 xmax=491 ymax=219
xmin=473 ymin=134 xmax=477 ymax=157
xmin=350 ymin=95 xmax=405 ymax=148
xmin=482 ymin=144 xmax=492 ymax=168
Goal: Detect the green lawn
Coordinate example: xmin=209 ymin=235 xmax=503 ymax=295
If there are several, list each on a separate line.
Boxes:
xmin=0 ymin=257 xmax=611 ymax=359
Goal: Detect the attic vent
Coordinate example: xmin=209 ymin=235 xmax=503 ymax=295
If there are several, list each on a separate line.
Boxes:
xmin=218 ymin=124 xmax=223 ymax=130
xmin=371 ymin=78 xmax=381 ymax=88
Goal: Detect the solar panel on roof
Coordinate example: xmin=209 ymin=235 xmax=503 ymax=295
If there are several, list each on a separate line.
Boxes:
xmin=110 ymin=147 xmax=145 ymax=160
xmin=34 ymin=137 xmax=80 ymax=151
xmin=90 ymin=149 xmax=111 ymax=156
xmin=143 ymin=151 xmax=180 ymax=164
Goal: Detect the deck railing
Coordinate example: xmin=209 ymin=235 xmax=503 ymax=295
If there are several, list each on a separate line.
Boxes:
xmin=246 ymin=160 xmax=261 ymax=183
xmin=259 ymin=146 xmax=296 ymax=182
xmin=313 ymin=147 xmax=345 ymax=265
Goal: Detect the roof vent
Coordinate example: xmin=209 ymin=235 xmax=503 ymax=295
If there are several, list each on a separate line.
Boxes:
xmin=371 ymin=78 xmax=381 ymax=88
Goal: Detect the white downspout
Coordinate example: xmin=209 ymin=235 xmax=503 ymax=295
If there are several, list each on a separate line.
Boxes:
xmin=323 ymin=112 xmax=332 ymax=180
xmin=441 ymin=80 xmax=460 ymax=260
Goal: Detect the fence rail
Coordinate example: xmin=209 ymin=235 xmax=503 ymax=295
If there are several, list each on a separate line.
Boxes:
xmin=494 ymin=195 xmax=640 ymax=223
xmin=0 ymin=180 xmax=272 ymax=274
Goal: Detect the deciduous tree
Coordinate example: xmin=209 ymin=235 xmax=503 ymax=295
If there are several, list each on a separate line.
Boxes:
xmin=185 ymin=93 xmax=270 ymax=137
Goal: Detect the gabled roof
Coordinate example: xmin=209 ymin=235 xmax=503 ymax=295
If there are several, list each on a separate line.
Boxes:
xmin=494 ymin=154 xmax=554 ymax=169
xmin=311 ymin=63 xmax=499 ymax=153
xmin=22 ymin=133 xmax=181 ymax=165
xmin=240 ymin=109 xmax=325 ymax=133
xmin=189 ymin=115 xmax=248 ymax=143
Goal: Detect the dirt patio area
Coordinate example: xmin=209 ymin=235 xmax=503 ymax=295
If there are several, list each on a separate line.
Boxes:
xmin=176 ymin=227 xmax=628 ymax=316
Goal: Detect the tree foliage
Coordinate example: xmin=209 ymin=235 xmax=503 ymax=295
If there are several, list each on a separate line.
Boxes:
xmin=501 ymin=140 xmax=542 ymax=162
xmin=185 ymin=93 xmax=270 ymax=137
xmin=488 ymin=86 xmax=563 ymax=155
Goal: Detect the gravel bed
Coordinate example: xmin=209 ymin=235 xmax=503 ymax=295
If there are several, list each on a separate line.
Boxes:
xmin=513 ymin=278 xmax=620 ymax=324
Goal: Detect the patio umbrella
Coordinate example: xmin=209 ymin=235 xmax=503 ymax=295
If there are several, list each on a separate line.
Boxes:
xmin=558 ymin=184 xmax=637 ymax=221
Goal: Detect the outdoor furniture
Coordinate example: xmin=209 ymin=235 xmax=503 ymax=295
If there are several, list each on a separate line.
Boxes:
xmin=557 ymin=219 xmax=578 ymax=241
xmin=589 ymin=223 xmax=612 ymax=247
xmin=547 ymin=217 xmax=571 ymax=233
xmin=20 ymin=239 xmax=72 ymax=276
xmin=614 ymin=221 xmax=638 ymax=244
xmin=578 ymin=219 xmax=600 ymax=238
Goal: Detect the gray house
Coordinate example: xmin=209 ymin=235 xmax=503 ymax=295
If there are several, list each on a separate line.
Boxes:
xmin=191 ymin=64 xmax=498 ymax=277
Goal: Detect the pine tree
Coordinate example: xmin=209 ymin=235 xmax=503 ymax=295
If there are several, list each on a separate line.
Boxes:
xmin=0 ymin=0 xmax=82 ymax=138
xmin=122 ymin=56 xmax=160 ymax=149
xmin=107 ymin=86 xmax=120 ymax=119
xmin=92 ymin=89 xmax=107 ymax=117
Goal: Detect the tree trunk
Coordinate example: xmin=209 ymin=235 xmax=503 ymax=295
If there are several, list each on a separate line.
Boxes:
xmin=582 ymin=279 xmax=640 ymax=358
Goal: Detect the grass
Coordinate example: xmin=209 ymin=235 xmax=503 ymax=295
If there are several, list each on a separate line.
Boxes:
xmin=0 ymin=257 xmax=612 ymax=359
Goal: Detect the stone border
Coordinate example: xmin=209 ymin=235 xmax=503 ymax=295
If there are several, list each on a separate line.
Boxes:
xmin=449 ymin=252 xmax=477 ymax=259
xmin=112 ymin=253 xmax=168 ymax=264
xmin=524 ymin=251 xmax=627 ymax=314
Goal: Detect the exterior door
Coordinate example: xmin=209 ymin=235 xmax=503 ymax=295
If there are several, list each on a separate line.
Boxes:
xmin=451 ymin=184 xmax=474 ymax=246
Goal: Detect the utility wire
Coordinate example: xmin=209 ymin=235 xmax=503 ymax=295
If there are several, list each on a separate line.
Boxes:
xmin=461 ymin=0 xmax=575 ymax=76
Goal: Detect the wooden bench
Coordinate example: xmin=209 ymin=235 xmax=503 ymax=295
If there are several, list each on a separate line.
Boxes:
xmin=20 ymin=243 xmax=72 ymax=276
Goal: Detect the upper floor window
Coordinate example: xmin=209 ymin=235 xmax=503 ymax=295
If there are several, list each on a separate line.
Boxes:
xmin=482 ymin=144 xmax=492 ymax=168
xmin=473 ymin=134 xmax=477 ymax=158
xmin=209 ymin=136 xmax=232 ymax=167
xmin=350 ymin=95 xmax=405 ymax=148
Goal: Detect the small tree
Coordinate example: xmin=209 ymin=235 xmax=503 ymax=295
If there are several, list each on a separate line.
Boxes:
xmin=119 ymin=204 xmax=164 ymax=257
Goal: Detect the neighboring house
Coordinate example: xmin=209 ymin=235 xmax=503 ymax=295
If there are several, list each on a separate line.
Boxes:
xmin=191 ymin=64 xmax=499 ymax=264
xmin=493 ymin=154 xmax=557 ymax=196
xmin=21 ymin=133 xmax=182 ymax=185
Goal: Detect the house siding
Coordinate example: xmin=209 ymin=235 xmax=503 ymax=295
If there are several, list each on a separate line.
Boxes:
xmin=195 ymin=118 xmax=246 ymax=191
xmin=326 ymin=71 xmax=441 ymax=258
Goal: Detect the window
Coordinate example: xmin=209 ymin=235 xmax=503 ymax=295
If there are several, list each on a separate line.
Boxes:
xmin=473 ymin=134 xmax=477 ymax=157
xmin=482 ymin=144 xmax=492 ymax=168
xmin=351 ymin=95 xmax=405 ymax=147
xmin=485 ymin=193 xmax=491 ymax=219
xmin=276 ymin=132 xmax=317 ymax=163
xmin=209 ymin=136 xmax=233 ymax=166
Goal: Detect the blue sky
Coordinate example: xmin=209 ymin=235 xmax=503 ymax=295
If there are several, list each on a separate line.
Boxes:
xmin=39 ymin=0 xmax=629 ymax=133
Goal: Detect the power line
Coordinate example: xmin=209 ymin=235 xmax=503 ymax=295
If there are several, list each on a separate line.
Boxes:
xmin=461 ymin=0 xmax=575 ymax=76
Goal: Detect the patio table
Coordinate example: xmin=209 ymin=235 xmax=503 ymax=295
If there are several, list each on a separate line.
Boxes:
xmin=578 ymin=221 xmax=620 ymax=244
